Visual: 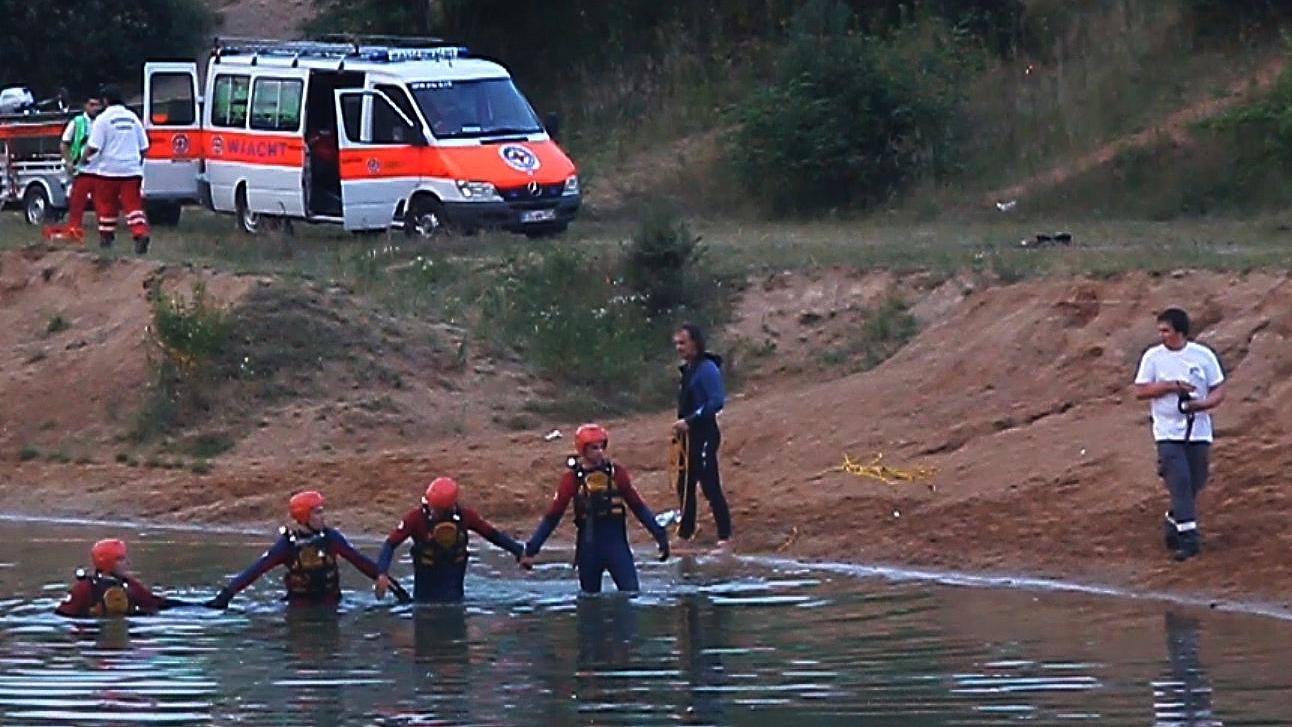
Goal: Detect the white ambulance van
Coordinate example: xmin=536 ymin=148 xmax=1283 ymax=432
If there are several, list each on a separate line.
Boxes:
xmin=143 ymin=37 xmax=580 ymax=237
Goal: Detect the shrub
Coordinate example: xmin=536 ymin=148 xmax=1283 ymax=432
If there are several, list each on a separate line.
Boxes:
xmin=131 ymin=283 xmax=232 ymax=442
xmin=624 ymin=204 xmax=705 ymax=314
xmin=725 ymin=2 xmax=974 ymax=215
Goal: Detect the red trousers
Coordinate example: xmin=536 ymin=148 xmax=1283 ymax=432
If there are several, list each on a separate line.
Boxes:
xmin=65 ymin=173 xmax=95 ymax=238
xmin=93 ymin=175 xmax=149 ymax=240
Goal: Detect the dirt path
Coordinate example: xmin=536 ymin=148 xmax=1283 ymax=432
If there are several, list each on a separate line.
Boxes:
xmin=985 ymin=55 xmax=1286 ymax=207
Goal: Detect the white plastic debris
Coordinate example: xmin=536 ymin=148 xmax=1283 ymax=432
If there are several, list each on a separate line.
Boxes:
xmin=995 ymin=199 xmax=1018 ymax=212
xmin=543 ymin=429 xmax=562 ymax=441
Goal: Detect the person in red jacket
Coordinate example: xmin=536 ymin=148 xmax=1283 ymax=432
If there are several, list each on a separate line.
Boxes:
xmin=374 ymin=477 xmax=527 ymax=603
xmin=523 ymin=423 xmax=670 ymax=594
xmin=55 ymin=539 xmax=194 ymax=617
xmin=206 ymin=490 xmax=387 ymax=609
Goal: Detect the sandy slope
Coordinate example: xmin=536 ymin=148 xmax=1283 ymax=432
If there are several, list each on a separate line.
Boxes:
xmin=2 ymin=247 xmax=1291 ymax=609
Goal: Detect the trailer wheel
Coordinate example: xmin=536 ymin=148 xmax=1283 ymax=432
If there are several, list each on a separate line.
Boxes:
xmin=23 ymin=185 xmax=51 ymax=226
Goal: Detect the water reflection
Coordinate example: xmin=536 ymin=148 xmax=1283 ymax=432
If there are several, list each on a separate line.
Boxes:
xmin=1155 ymin=611 xmax=1217 ymax=727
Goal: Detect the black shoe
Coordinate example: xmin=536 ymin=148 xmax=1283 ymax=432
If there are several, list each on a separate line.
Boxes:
xmin=133 ymin=235 xmax=150 ymax=254
xmin=1163 ymin=513 xmax=1179 ymax=551
xmin=1172 ymin=530 xmax=1201 ymax=562
xmin=99 ymin=234 xmax=114 ymax=249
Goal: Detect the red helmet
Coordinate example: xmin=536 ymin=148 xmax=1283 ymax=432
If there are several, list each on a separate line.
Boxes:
xmin=289 ymin=490 xmax=326 ymax=524
xmin=91 ymin=538 xmax=127 ymax=572
xmin=423 ymin=477 xmax=459 ymax=510
xmin=575 ymin=423 xmax=609 ymax=454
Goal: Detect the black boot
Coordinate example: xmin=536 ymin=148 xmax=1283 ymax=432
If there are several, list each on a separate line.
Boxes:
xmin=133 ymin=235 xmax=150 ymax=255
xmin=1163 ymin=513 xmax=1179 ymax=551
xmin=1172 ymin=529 xmax=1201 ymax=562
xmin=99 ymin=234 xmax=114 ymax=249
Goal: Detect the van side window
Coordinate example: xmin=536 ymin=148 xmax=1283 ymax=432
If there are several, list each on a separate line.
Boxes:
xmin=376 ymin=84 xmax=418 ymax=127
xmin=211 ymin=75 xmax=250 ymax=128
xmin=250 ymin=78 xmax=304 ymax=132
xmin=149 ymin=73 xmax=195 ymax=126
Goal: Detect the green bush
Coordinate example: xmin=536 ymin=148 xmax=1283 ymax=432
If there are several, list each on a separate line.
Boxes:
xmin=132 ymin=283 xmax=232 ymax=442
xmin=624 ymin=204 xmax=705 ymax=314
xmin=479 ymin=215 xmax=729 ymax=412
xmin=725 ymin=3 xmax=974 ymax=215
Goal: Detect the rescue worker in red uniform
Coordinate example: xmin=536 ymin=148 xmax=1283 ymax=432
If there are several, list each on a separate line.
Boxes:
xmin=523 ymin=424 xmax=671 ymax=593
xmin=59 ymin=93 xmax=103 ymax=241
xmin=55 ymin=539 xmax=194 ymax=617
xmin=81 ymin=84 xmax=150 ymax=253
xmin=206 ymin=491 xmax=386 ymax=609
xmin=374 ymin=477 xmax=527 ymax=604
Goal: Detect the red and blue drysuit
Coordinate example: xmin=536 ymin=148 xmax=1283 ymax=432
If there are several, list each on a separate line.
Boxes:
xmin=525 ymin=459 xmax=669 ymax=593
xmin=209 ymin=526 xmax=380 ymax=608
xmin=377 ymin=505 xmax=524 ymax=603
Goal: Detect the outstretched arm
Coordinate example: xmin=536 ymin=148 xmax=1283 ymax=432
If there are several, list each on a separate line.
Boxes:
xmin=329 ymin=530 xmax=381 ymax=580
xmin=376 ymin=510 xmax=419 ymax=574
xmin=208 ymin=535 xmax=292 ymax=607
xmin=526 ymin=473 xmax=576 ymax=557
xmin=462 ymin=507 xmax=524 ymax=558
xmin=616 ymin=468 xmax=670 ymax=560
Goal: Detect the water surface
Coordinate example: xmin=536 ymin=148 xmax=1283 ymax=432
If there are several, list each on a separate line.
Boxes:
xmin=0 ymin=521 xmax=1289 ymax=725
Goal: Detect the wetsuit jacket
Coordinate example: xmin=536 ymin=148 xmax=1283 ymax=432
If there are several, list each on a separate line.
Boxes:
xmin=376 ymin=505 xmax=524 ymax=573
xmin=55 ymin=571 xmax=184 ymax=617
xmin=220 ymin=527 xmax=379 ymax=605
xmin=678 ymin=353 xmax=725 ymax=440
xmin=526 ymin=463 xmax=667 ymax=556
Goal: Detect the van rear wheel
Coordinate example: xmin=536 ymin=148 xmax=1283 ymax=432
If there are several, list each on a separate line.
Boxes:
xmin=235 ymin=189 xmax=259 ymax=235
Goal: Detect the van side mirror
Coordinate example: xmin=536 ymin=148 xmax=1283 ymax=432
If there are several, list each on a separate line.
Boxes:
xmin=544 ymin=112 xmax=561 ymax=140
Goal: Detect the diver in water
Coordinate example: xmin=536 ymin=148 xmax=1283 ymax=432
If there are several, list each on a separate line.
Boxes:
xmin=523 ymin=423 xmax=670 ymax=593
xmin=206 ymin=490 xmax=394 ymax=609
xmin=55 ymin=538 xmax=196 ymax=617
xmin=374 ymin=477 xmax=528 ymax=604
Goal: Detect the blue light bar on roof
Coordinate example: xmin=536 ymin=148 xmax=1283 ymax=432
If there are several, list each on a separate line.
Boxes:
xmin=355 ymin=46 xmax=470 ymax=63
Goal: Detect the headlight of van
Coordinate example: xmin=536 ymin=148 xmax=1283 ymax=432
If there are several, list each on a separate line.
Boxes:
xmin=455 ymin=180 xmax=498 ymax=200
xmin=563 ymin=175 xmax=580 ymax=196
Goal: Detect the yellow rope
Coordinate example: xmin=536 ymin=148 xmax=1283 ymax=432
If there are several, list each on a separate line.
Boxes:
xmin=838 ymin=452 xmax=938 ymax=485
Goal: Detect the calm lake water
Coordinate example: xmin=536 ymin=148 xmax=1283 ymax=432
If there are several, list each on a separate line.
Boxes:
xmin=0 ymin=520 xmax=1289 ymax=725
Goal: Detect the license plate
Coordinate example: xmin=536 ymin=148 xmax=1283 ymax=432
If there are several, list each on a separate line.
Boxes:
xmin=520 ymin=209 xmax=556 ymax=223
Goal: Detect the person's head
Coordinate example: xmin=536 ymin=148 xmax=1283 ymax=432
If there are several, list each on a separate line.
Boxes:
xmin=422 ymin=477 xmax=460 ymax=512
xmin=91 ymin=538 xmax=129 ymax=577
xmin=97 ymin=84 xmax=124 ymax=107
xmin=673 ymin=323 xmax=705 ymax=362
xmin=83 ymin=95 xmax=103 ymax=117
xmin=288 ymin=490 xmax=327 ymax=530
xmin=575 ymin=423 xmax=609 ymax=467
xmin=1156 ymin=308 xmax=1190 ymax=350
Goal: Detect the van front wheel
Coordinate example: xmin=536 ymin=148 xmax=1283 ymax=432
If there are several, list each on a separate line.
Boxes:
xmin=404 ymin=197 xmax=447 ymax=239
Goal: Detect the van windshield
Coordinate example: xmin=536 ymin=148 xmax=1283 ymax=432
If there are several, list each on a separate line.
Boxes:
xmin=409 ymin=78 xmax=543 ymax=139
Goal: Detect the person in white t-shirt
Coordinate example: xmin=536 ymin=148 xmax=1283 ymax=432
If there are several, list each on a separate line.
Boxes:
xmin=81 ymin=84 xmax=150 ymax=253
xmin=1133 ymin=307 xmax=1226 ymax=561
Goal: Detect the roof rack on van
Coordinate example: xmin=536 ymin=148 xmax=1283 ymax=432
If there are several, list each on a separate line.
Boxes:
xmin=317 ymin=34 xmax=447 ymax=48
xmin=211 ymin=36 xmax=470 ymax=65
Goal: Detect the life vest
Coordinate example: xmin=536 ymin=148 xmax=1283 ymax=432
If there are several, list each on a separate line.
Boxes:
xmin=281 ymin=527 xmax=340 ymax=600
xmin=410 ymin=507 xmax=468 ymax=569
xmin=569 ymin=457 xmax=625 ymax=524
xmin=77 ymin=568 xmax=134 ymax=617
